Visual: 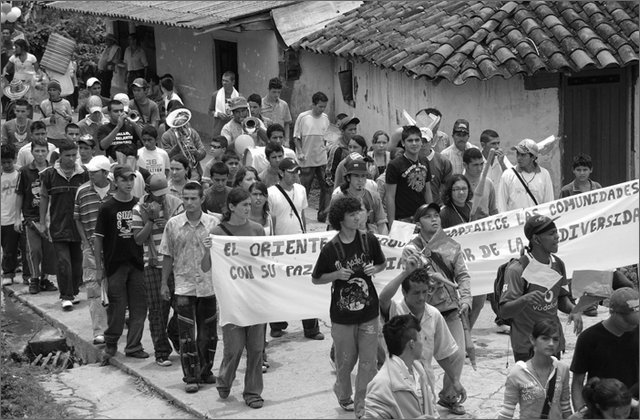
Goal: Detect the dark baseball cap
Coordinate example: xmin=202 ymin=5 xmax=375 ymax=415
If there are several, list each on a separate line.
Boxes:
xmin=452 ymin=119 xmax=470 ymax=134
xmin=345 ymin=159 xmax=368 ymax=176
xmin=413 ymin=202 xmax=441 ymax=223
xmin=112 ymin=164 xmax=135 ymax=179
xmin=278 ymin=158 xmax=299 ymax=172
xmin=524 ymin=215 xmax=559 ymax=240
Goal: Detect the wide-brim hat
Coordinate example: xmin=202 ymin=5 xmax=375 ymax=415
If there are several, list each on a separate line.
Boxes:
xmin=166 ymin=108 xmax=191 ymax=128
xmin=3 ymin=79 xmax=30 ymax=100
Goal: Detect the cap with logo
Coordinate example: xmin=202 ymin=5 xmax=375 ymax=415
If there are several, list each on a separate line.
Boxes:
xmin=112 ymin=164 xmax=135 ymax=179
xmin=279 ymin=158 xmax=299 ymax=172
xmin=345 ymin=159 xmax=368 ymax=176
xmin=524 ymin=215 xmax=559 ymax=240
xmin=609 ymin=287 xmax=640 ymax=314
xmin=85 ymin=155 xmax=111 ymax=173
xmin=413 ymin=202 xmax=441 ymax=223
xmin=512 ymin=138 xmax=540 ymax=158
xmin=452 ymin=119 xmax=470 ymax=134
xmin=148 ymin=174 xmax=169 ymax=197
xmin=228 ymin=96 xmax=248 ymax=111
xmin=77 ymin=134 xmax=95 ymax=147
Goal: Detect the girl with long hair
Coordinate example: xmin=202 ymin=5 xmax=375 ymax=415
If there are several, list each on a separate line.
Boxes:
xmin=440 ymin=174 xmax=474 ymax=229
xmin=168 ymin=154 xmax=191 ymax=197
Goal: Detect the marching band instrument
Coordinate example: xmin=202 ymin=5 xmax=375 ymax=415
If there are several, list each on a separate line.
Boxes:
xmin=243 ymin=105 xmax=261 ymax=135
xmin=166 ymin=108 xmax=201 ymax=179
xmin=128 ymin=109 xmax=141 ymax=123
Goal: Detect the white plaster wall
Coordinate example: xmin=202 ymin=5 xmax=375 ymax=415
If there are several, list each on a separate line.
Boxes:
xmin=323 ymin=58 xmax=563 ymax=195
xmin=289 ymin=51 xmax=336 ymax=121
xmin=236 ymin=30 xmax=280 ymax=100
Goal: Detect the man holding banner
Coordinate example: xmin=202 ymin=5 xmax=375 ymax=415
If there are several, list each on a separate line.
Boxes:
xmin=499 ymin=215 xmax=582 ymax=362
xmin=312 ymin=196 xmax=387 ymax=417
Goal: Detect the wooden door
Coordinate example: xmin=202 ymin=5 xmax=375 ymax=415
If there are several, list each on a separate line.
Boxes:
xmin=561 ymin=68 xmax=631 ymax=188
xmin=214 ymin=40 xmax=238 ymax=89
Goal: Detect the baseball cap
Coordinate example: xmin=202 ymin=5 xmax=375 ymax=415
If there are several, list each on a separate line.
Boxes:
xmin=452 ymin=119 xmax=470 ymax=134
xmin=229 ymin=96 xmax=248 ymax=111
xmin=279 ymin=158 xmax=299 ymax=172
xmin=413 ymin=202 xmax=441 ymax=223
xmin=113 ymin=93 xmax=130 ymax=112
xmin=609 ymin=287 xmax=640 ymax=314
xmin=524 ymin=215 xmax=559 ymax=240
xmin=77 ymin=134 xmax=95 ymax=147
xmin=338 ymin=115 xmax=360 ymax=130
xmin=148 ymin=174 xmax=169 ymax=197
xmin=512 ymin=138 xmax=540 ymax=158
xmin=86 ymin=77 xmax=101 ymax=88
xmin=112 ymin=164 xmax=135 ymax=179
xmin=345 ymin=159 xmax=368 ymax=176
xmin=47 ymin=80 xmax=62 ymax=92
xmin=87 ymin=95 xmax=103 ymax=114
xmin=131 ymin=77 xmax=148 ymax=89
xmin=85 ymin=155 xmax=111 ymax=172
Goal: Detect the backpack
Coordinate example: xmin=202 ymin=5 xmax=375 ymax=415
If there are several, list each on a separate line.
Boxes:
xmin=492 ymin=257 xmax=528 ymax=326
xmin=331 ymin=230 xmax=369 ymax=267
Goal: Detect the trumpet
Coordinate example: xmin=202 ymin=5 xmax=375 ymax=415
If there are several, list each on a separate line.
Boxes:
xmin=128 ymin=109 xmax=140 ymax=123
xmin=243 ymin=116 xmax=261 ymax=134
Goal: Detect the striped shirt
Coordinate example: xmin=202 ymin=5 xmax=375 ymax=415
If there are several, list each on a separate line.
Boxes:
xmin=131 ymin=193 xmax=184 ymax=267
xmin=74 ymin=180 xmax=116 ymax=245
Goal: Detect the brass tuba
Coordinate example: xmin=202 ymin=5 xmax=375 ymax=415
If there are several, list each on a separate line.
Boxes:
xmin=166 ymin=108 xmax=197 ymax=168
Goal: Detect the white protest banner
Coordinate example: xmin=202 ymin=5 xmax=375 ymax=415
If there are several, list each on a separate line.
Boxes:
xmin=210 ymin=180 xmax=639 ymax=326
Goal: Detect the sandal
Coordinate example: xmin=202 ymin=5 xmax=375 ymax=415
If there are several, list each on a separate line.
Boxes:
xmin=247 ymin=398 xmax=264 ymax=409
xmin=437 ymin=398 xmax=465 ymax=415
xmin=339 ymin=399 xmax=355 ymax=412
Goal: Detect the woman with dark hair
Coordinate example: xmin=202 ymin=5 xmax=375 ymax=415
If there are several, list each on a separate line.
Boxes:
xmin=248 ymin=181 xmax=273 ymax=235
xmin=440 ymin=174 xmax=474 ymax=229
xmin=368 ymin=130 xmax=391 ymax=177
xmin=498 ymin=319 xmax=572 ymax=419
xmin=333 ymin=134 xmax=376 ymax=186
xmin=233 ymin=166 xmax=259 ymax=191
xmin=570 ymin=378 xmax=633 ymax=419
xmin=168 ymin=154 xmax=191 ymax=197
xmin=204 ymin=188 xmax=266 ymax=409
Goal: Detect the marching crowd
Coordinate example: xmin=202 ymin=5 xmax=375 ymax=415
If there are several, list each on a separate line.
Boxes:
xmin=1 ymin=28 xmax=638 ymax=419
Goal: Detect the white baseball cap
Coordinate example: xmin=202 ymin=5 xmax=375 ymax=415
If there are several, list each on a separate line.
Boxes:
xmin=86 ymin=155 xmax=111 ymax=172
xmin=86 ymin=77 xmax=101 ymax=88
xmin=113 ymin=93 xmax=130 ymax=112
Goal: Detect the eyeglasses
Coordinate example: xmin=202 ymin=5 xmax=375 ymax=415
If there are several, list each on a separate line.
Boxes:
xmin=452 ymin=187 xmax=468 ymax=192
xmin=211 ymin=145 xmax=223 ymax=149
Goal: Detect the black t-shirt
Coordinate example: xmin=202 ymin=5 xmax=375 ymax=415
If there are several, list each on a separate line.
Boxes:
xmin=94 ymin=196 xmax=144 ymax=277
xmin=97 ymin=121 xmax=141 ymax=161
xmin=312 ymin=231 xmax=386 ymax=324
xmin=570 ymin=321 xmax=639 ymax=390
xmin=385 ymin=154 xmax=432 ymax=220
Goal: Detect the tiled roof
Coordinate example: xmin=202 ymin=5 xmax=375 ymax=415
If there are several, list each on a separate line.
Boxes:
xmin=294 ymin=1 xmax=639 ymax=85
xmin=46 ymin=1 xmax=299 ymax=30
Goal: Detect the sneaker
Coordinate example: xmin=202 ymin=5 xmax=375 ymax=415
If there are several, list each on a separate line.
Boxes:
xmin=437 ymin=398 xmax=466 ymax=415
xmin=246 ymin=398 xmax=264 ymax=409
xmin=339 ymin=399 xmax=355 ymax=412
xmin=156 ymin=357 xmax=172 ymax=367
xmin=185 ymin=383 xmax=199 ymax=393
xmin=305 ymin=332 xmax=325 ymax=340
xmin=2 ymin=277 xmax=14 ymax=286
xmin=93 ymin=335 xmax=105 ymax=345
xmin=39 ymin=279 xmax=58 ymax=292
xmin=61 ymin=300 xmax=74 ymax=311
xmin=126 ymin=350 xmax=150 ymax=359
xmin=72 ymin=296 xmax=81 ymax=304
xmin=29 ymin=279 xmax=40 ymax=294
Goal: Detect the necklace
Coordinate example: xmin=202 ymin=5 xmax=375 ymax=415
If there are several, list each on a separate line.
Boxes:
xmin=520 ymin=169 xmax=537 ymax=185
xmin=529 ymin=360 xmax=552 ymax=386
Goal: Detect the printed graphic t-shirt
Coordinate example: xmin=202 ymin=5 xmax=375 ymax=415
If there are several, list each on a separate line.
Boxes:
xmin=386 ymin=154 xmax=432 ymax=220
xmin=94 ymin=196 xmax=144 ymax=276
xmin=312 ymin=232 xmax=386 ymax=324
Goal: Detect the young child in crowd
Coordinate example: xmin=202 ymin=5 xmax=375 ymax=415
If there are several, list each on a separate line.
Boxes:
xmin=222 ymin=150 xmax=241 ymax=187
xmin=560 ymin=153 xmax=603 ymax=198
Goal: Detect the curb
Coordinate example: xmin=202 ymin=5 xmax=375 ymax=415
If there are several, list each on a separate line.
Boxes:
xmin=3 ymin=284 xmax=207 ymax=419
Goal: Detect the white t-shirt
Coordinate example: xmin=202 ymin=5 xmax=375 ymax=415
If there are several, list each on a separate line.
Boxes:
xmin=1 ymin=170 xmax=19 ymax=225
xmin=293 ymin=110 xmax=329 ymax=168
xmin=137 ymin=147 xmax=170 ymax=177
xmin=16 ymin=142 xmax=56 ymax=168
xmin=268 ymin=183 xmax=308 ymax=235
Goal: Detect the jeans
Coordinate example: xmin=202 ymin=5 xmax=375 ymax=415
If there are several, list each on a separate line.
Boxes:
xmin=218 ymin=323 xmax=265 ymax=403
xmin=176 ymin=294 xmax=218 ymax=383
xmin=439 ymin=310 xmax=465 ymax=404
xmin=331 ymin=318 xmax=379 ymax=417
xmin=104 ymin=262 xmax=147 ymax=355
xmin=145 ymin=266 xmax=174 ymax=360
xmin=81 ymin=244 xmax=107 ymax=338
xmin=1 ymin=225 xmax=19 ymax=278
xmin=299 ymin=165 xmax=329 ymax=220
xmin=53 ymin=241 xmax=83 ymax=300
xmin=269 ymin=318 xmax=320 ymax=337
xmin=24 ymin=221 xmax=56 ymax=279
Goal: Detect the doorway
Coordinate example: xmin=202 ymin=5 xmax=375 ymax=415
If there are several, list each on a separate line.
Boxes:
xmin=214 ymin=39 xmax=238 ymax=89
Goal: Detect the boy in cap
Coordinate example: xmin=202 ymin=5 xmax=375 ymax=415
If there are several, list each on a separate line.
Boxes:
xmin=401 ymin=202 xmax=470 ymax=415
xmin=570 ymin=286 xmax=639 ymax=410
xmin=221 ymin=96 xmax=267 ymax=147
xmin=129 ymin=77 xmax=160 ymax=128
xmin=329 ymin=158 xmax=388 ymax=234
xmin=440 ymin=119 xmax=479 ymax=175
xmin=74 ymin=155 xmax=114 ymax=344
xmin=15 ymin=137 xmax=58 ymax=294
xmin=78 ymin=95 xmax=109 ymax=149
xmin=78 ymin=77 xmax=109 ymax=120
xmin=40 ymin=80 xmax=73 ymax=149
xmin=38 ymin=139 xmax=90 ymax=310
xmin=132 ymin=173 xmax=184 ymax=366
xmin=497 ymin=138 xmax=554 ymax=212
xmin=94 ymin=164 xmax=148 ymax=361
xmin=77 ymin=134 xmax=95 ymax=165
xmin=326 ymin=115 xmax=359 ymax=188
xmin=500 ymin=215 xmax=582 ymax=363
